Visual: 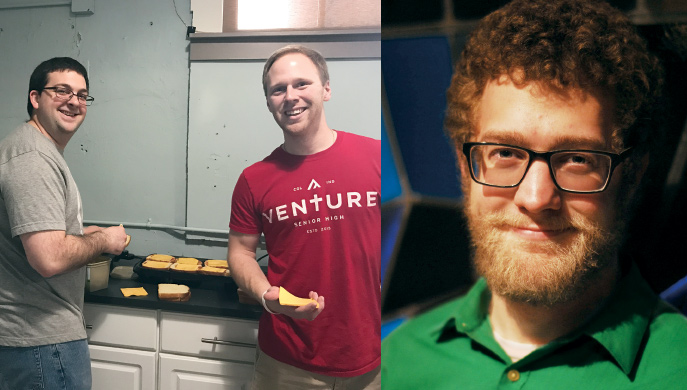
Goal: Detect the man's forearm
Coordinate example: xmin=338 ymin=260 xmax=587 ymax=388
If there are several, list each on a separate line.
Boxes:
xmin=228 ymin=254 xmax=271 ymax=301
xmin=22 ymin=227 xmax=126 ymax=278
xmin=62 ymin=231 xmax=110 ymax=268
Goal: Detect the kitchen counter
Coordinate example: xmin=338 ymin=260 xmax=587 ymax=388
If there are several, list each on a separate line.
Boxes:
xmin=84 ymin=256 xmax=263 ymax=320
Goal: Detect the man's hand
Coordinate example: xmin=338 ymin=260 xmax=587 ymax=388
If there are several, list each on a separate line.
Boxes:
xmin=83 ymin=225 xmax=128 ymax=254
xmin=262 ymin=286 xmax=325 ymax=321
xmin=97 ymin=225 xmax=128 ymax=255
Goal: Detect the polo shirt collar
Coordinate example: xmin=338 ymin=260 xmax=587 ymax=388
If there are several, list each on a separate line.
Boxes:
xmin=435 ymin=263 xmax=656 ymax=376
xmin=433 ymin=278 xmax=490 ymax=336
xmin=579 ymin=263 xmax=656 ymax=375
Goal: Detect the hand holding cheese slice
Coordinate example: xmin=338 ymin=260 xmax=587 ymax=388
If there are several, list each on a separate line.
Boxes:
xmin=279 ymin=286 xmax=319 ymax=309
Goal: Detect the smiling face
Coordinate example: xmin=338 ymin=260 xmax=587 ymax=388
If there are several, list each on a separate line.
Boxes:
xmin=462 ymin=76 xmax=626 ymax=306
xmin=29 ymin=70 xmax=88 ymax=148
xmin=265 ymin=53 xmax=331 ymax=137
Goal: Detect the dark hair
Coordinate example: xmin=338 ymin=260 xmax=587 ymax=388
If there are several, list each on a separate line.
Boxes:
xmin=27 ymin=57 xmax=90 ymax=117
xmin=262 ymin=44 xmax=329 ymax=96
xmin=445 ymin=0 xmax=663 ymax=162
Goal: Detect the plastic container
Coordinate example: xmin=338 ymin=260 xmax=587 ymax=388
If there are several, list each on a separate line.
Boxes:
xmin=86 ymin=257 xmax=111 ymax=292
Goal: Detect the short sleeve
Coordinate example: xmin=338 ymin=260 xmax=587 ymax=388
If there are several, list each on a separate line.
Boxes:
xmin=1 ymin=151 xmax=67 ymax=237
xmin=229 ymin=172 xmax=262 ymax=235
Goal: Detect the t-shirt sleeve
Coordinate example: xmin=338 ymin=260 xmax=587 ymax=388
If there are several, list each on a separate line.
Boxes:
xmin=1 ymin=151 xmax=67 ymax=237
xmin=229 ymin=172 xmax=262 ymax=235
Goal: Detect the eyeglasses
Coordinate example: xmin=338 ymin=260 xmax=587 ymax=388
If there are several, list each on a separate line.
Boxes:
xmin=41 ymin=86 xmax=94 ymax=106
xmin=462 ymin=142 xmax=632 ymax=193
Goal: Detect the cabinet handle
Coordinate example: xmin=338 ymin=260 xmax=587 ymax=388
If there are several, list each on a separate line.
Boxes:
xmin=85 ymin=325 xmax=93 ymax=329
xmin=201 ymin=337 xmax=256 ymax=348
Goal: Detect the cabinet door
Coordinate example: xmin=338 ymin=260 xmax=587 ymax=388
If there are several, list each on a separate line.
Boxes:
xmin=89 ymin=345 xmax=156 ymax=390
xmin=159 ymin=353 xmax=253 ymax=390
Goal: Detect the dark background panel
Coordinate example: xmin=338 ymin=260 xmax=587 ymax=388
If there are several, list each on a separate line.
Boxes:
xmin=381 ymin=36 xmax=461 ymax=199
xmin=381 ymin=203 xmax=474 ymax=317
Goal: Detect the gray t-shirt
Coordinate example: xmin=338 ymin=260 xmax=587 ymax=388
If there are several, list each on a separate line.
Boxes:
xmin=0 ymin=123 xmax=86 ymax=347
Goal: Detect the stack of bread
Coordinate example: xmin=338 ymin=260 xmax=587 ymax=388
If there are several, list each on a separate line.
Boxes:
xmin=141 ymin=253 xmax=176 ymax=270
xmin=201 ymin=259 xmax=230 ymax=277
xmin=158 ymin=283 xmax=190 ymax=301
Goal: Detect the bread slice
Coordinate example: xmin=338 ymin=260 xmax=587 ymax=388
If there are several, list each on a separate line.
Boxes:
xmin=200 ymin=266 xmax=230 ymax=277
xmin=176 ymin=257 xmax=201 ymax=265
xmin=158 ymin=283 xmax=190 ymax=301
xmin=146 ymin=254 xmax=176 ymax=263
xmin=142 ymin=260 xmax=171 ymax=270
xmin=170 ymin=263 xmax=201 ymax=273
xmin=204 ymin=259 xmax=228 ymax=269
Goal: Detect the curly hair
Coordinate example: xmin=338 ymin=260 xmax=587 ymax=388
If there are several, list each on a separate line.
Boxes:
xmin=445 ymin=0 xmax=664 ymax=159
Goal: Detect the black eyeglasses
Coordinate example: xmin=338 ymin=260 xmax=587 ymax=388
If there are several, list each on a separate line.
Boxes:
xmin=41 ymin=86 xmax=94 ymax=106
xmin=462 ymin=142 xmax=632 ymax=193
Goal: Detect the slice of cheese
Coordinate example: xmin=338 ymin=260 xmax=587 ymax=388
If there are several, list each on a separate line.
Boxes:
xmin=176 ymin=257 xmax=200 ymax=265
xmin=279 ymin=286 xmax=319 ymax=308
xmin=200 ymin=266 xmax=230 ymax=277
xmin=204 ymin=259 xmax=228 ymax=269
xmin=142 ymin=260 xmax=171 ymax=270
xmin=170 ymin=263 xmax=201 ymax=272
xmin=121 ymin=287 xmax=148 ymax=297
xmin=146 ymin=254 xmax=175 ymax=263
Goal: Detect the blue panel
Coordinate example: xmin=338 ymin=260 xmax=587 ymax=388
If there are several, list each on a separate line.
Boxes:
xmin=381 ymin=316 xmax=407 ymax=339
xmin=382 ymin=112 xmax=403 ymax=203
xmin=660 ymin=274 xmax=687 ymax=315
xmin=382 ymin=36 xmax=462 ymax=199
xmin=381 ymin=203 xmax=405 ymax=284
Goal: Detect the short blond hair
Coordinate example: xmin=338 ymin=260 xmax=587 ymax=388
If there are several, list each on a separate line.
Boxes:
xmin=262 ymin=45 xmax=329 ymax=96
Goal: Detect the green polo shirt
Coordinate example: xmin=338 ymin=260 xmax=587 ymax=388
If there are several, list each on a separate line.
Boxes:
xmin=382 ymin=264 xmax=687 ymax=389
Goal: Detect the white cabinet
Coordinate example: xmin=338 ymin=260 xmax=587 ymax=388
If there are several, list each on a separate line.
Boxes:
xmin=84 ymin=304 xmax=158 ymax=389
xmin=159 ymin=353 xmax=253 ymax=390
xmin=83 ymin=304 xmax=259 ymax=390
xmin=89 ymin=345 xmax=156 ymax=390
xmin=159 ymin=312 xmax=258 ymax=389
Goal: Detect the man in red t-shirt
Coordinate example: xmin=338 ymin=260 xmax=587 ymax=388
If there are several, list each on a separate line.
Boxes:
xmin=227 ymin=45 xmax=381 ymax=390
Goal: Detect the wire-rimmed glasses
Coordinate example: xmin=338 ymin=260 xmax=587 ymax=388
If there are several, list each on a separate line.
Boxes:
xmin=41 ymin=86 xmax=94 ymax=106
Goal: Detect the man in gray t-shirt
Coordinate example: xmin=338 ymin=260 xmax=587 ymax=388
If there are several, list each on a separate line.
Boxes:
xmin=0 ymin=57 xmax=128 ymax=390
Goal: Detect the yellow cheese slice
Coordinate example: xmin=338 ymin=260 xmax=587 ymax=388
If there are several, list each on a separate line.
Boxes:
xmin=121 ymin=287 xmax=148 ymax=297
xmin=279 ymin=286 xmax=319 ymax=308
xmin=176 ymin=257 xmax=200 ymax=265
xmin=205 ymin=259 xmax=229 ymax=269
xmin=146 ymin=254 xmax=175 ymax=262
xmin=142 ymin=260 xmax=171 ymax=270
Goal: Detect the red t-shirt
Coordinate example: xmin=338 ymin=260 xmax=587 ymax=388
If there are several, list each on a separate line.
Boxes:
xmin=230 ymin=131 xmax=381 ymax=377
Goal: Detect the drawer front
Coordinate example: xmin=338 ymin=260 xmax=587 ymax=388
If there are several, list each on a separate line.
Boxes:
xmin=160 ymin=312 xmax=258 ymax=362
xmin=84 ymin=303 xmax=157 ymax=350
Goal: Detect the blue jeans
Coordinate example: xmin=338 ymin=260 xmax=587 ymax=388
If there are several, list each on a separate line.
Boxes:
xmin=0 ymin=339 xmax=91 ymax=390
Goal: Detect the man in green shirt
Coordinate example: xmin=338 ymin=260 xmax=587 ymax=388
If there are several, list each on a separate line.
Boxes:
xmin=382 ymin=0 xmax=687 ymax=388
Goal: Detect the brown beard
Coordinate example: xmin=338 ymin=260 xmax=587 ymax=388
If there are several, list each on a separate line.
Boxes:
xmin=465 ymin=206 xmax=623 ymax=307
